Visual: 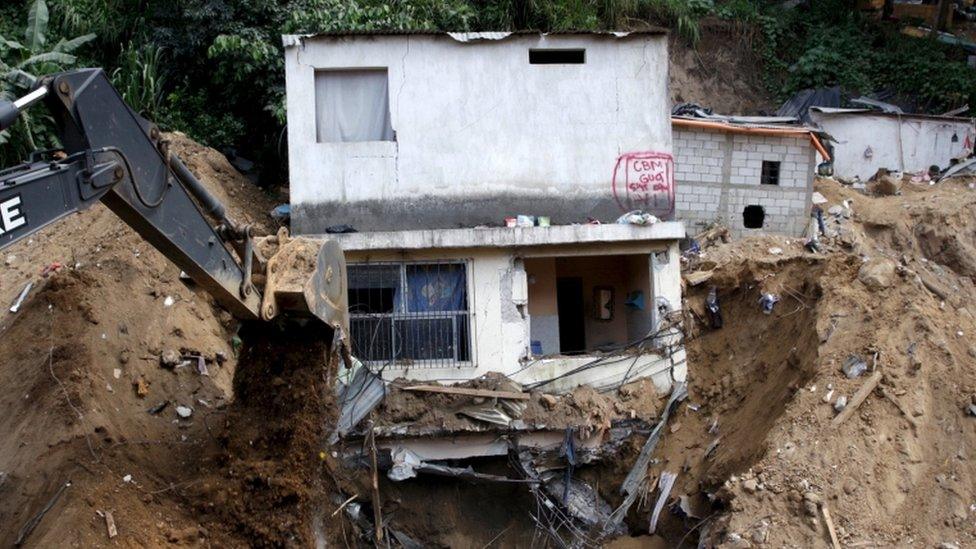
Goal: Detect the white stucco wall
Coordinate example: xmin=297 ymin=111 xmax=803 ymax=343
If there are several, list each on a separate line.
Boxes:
xmin=809 ymin=109 xmax=975 ymax=181
xmin=283 ymin=32 xmax=673 ymax=233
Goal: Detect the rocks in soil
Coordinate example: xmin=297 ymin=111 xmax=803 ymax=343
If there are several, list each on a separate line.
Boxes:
xmin=858 ymin=258 xmax=896 ymax=290
xmin=160 ymin=349 xmax=181 ymax=369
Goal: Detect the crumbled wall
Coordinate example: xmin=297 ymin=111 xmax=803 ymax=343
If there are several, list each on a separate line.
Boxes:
xmin=673 ymin=128 xmax=814 ymax=237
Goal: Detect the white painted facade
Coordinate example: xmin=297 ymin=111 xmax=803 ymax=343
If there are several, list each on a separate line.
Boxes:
xmin=673 ymin=126 xmax=815 ymax=237
xmin=327 ymin=224 xmax=687 ymax=393
xmin=809 ymin=108 xmax=976 ymax=181
xmin=283 ymin=31 xmax=673 ymax=233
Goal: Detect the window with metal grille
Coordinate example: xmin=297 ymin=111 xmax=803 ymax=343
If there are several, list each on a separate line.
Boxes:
xmin=348 ymin=261 xmax=472 ymax=368
xmin=760 ymin=160 xmax=780 ymax=185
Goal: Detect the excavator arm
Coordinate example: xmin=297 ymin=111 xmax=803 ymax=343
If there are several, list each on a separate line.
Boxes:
xmin=0 ymin=68 xmax=348 ymax=333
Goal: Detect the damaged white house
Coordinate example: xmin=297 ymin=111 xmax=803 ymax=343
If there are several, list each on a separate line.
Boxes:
xmin=809 ymin=107 xmax=976 ymax=181
xmin=283 ymin=30 xmax=686 ymax=394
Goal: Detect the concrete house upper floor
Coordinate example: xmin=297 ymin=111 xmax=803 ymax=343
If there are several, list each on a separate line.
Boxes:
xmin=283 ymin=30 xmax=672 ymax=234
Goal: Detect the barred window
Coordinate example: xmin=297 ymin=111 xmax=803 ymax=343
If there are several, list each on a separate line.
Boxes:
xmin=348 ymin=261 xmax=472 ymax=368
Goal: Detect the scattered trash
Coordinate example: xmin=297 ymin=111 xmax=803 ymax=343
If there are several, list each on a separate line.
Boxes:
xmin=833 ymin=395 xmax=848 ymax=412
xmin=704 ymin=437 xmax=721 ymax=458
xmin=842 ymin=355 xmax=868 ymax=379
xmin=706 ymin=286 xmax=723 ymax=328
xmin=811 ymin=191 xmax=828 ymax=205
xmin=14 ymin=481 xmax=70 ymax=546
xmin=967 ymin=404 xmax=976 ymax=417
xmin=122 ymin=474 xmax=132 ymax=483
xmin=604 ymin=382 xmax=687 ymax=534
xmin=147 ymin=401 xmax=169 ymax=415
xmin=768 ymin=247 xmax=783 ymax=255
xmin=677 ymin=494 xmax=701 ymax=519
xmin=9 ymin=282 xmax=33 ymax=313
xmin=163 ymin=296 xmax=175 ymax=307
xmin=133 ymin=376 xmax=149 ymax=398
xmin=175 ymin=405 xmax=193 ymax=419
xmin=332 ymin=364 xmax=386 ymax=443
xmin=270 ymin=203 xmax=290 ymax=221
xmin=616 ymin=210 xmax=659 ymax=226
xmin=182 ymin=353 xmax=208 ymax=376
xmin=648 ymin=471 xmax=678 ymax=534
xmin=832 ymin=370 xmax=883 ymax=427
xmin=759 ymin=293 xmax=780 ymax=314
xmin=160 ymin=349 xmax=181 ymax=369
xmin=113 ymin=368 xmax=122 ymax=379
xmin=104 ymin=510 xmax=118 ymax=539
xmin=685 ymin=270 xmax=713 ymax=287
xmin=822 ymin=389 xmax=834 ymax=403
xmin=40 ymin=262 xmax=63 ymax=277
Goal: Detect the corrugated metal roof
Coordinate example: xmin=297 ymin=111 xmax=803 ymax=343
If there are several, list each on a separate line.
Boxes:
xmin=283 ymin=28 xmax=667 ymax=47
xmin=809 ymin=107 xmax=974 ymax=123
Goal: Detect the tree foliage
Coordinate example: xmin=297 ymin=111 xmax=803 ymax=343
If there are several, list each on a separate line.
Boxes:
xmin=0 ymin=0 xmax=94 ymax=165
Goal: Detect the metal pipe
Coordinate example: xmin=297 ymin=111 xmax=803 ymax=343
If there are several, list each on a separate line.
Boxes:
xmin=14 ymin=86 xmax=49 ymax=110
xmin=0 ymin=87 xmax=49 ymax=132
xmin=168 ymin=154 xmax=229 ymax=225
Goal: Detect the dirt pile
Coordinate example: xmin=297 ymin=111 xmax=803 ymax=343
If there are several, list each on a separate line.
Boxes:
xmin=0 ymin=134 xmax=299 ymax=547
xmin=666 ymin=176 xmax=976 ymax=547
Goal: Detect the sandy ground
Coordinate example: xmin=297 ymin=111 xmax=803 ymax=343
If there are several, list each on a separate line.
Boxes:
xmin=2 ymin=131 xmax=976 ymax=548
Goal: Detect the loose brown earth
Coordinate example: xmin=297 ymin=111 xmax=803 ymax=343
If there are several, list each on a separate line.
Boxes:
xmin=2 ymin=134 xmax=976 ymax=548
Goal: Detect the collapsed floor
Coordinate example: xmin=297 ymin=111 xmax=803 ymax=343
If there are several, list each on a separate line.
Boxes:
xmin=1 ymin=137 xmax=976 ymax=547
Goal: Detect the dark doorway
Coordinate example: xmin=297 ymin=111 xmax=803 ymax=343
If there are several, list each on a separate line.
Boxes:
xmin=743 ymin=205 xmax=765 ymax=229
xmin=556 ymin=277 xmax=586 ymax=353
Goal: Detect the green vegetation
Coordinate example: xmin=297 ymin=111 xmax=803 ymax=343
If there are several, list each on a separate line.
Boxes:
xmin=0 ymin=0 xmax=94 ymax=164
xmin=0 ymin=0 xmax=974 ymax=180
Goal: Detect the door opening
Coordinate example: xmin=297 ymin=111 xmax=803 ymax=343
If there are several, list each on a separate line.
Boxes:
xmin=556 ymin=277 xmax=585 ymax=353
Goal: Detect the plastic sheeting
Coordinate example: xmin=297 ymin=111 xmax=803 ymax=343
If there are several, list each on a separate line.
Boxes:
xmin=776 ymin=87 xmax=841 ymax=124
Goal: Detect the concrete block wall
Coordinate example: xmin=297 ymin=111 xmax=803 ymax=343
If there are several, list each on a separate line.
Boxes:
xmin=673 ymin=127 xmax=815 ymax=237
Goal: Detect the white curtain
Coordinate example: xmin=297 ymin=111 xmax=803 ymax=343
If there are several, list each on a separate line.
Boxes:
xmin=315 ymin=69 xmax=394 ymax=143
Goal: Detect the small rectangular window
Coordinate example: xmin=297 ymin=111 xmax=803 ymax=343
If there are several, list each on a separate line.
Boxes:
xmin=529 ymin=49 xmax=585 ymax=64
xmin=314 ymin=69 xmax=394 ymax=143
xmin=348 ymin=262 xmax=471 ymax=367
xmin=761 ymin=160 xmax=780 ymax=185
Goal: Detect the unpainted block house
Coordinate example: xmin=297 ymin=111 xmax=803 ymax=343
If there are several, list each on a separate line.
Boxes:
xmin=283 ymin=30 xmax=686 ymax=393
xmin=671 ymin=116 xmax=824 ymax=237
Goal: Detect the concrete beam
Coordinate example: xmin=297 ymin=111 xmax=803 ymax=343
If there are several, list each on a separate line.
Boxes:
xmin=316 ymin=222 xmax=686 ymax=252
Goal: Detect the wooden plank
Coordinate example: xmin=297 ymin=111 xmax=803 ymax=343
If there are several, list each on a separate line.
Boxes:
xmin=367 ymin=430 xmax=383 ymax=542
xmin=881 ymin=387 xmax=918 ymax=432
xmin=832 ymin=370 xmax=883 ymax=427
xmin=821 ymin=504 xmax=841 ymax=549
xmin=104 ymin=510 xmax=118 ymax=539
xmin=402 ymin=385 xmax=530 ymax=401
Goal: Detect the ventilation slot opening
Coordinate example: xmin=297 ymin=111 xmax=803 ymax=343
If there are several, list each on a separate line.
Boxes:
xmin=529 ymin=49 xmax=586 ymax=64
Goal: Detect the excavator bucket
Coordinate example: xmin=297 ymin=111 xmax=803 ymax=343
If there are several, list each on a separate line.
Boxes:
xmin=258 ymin=229 xmax=349 ymax=337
